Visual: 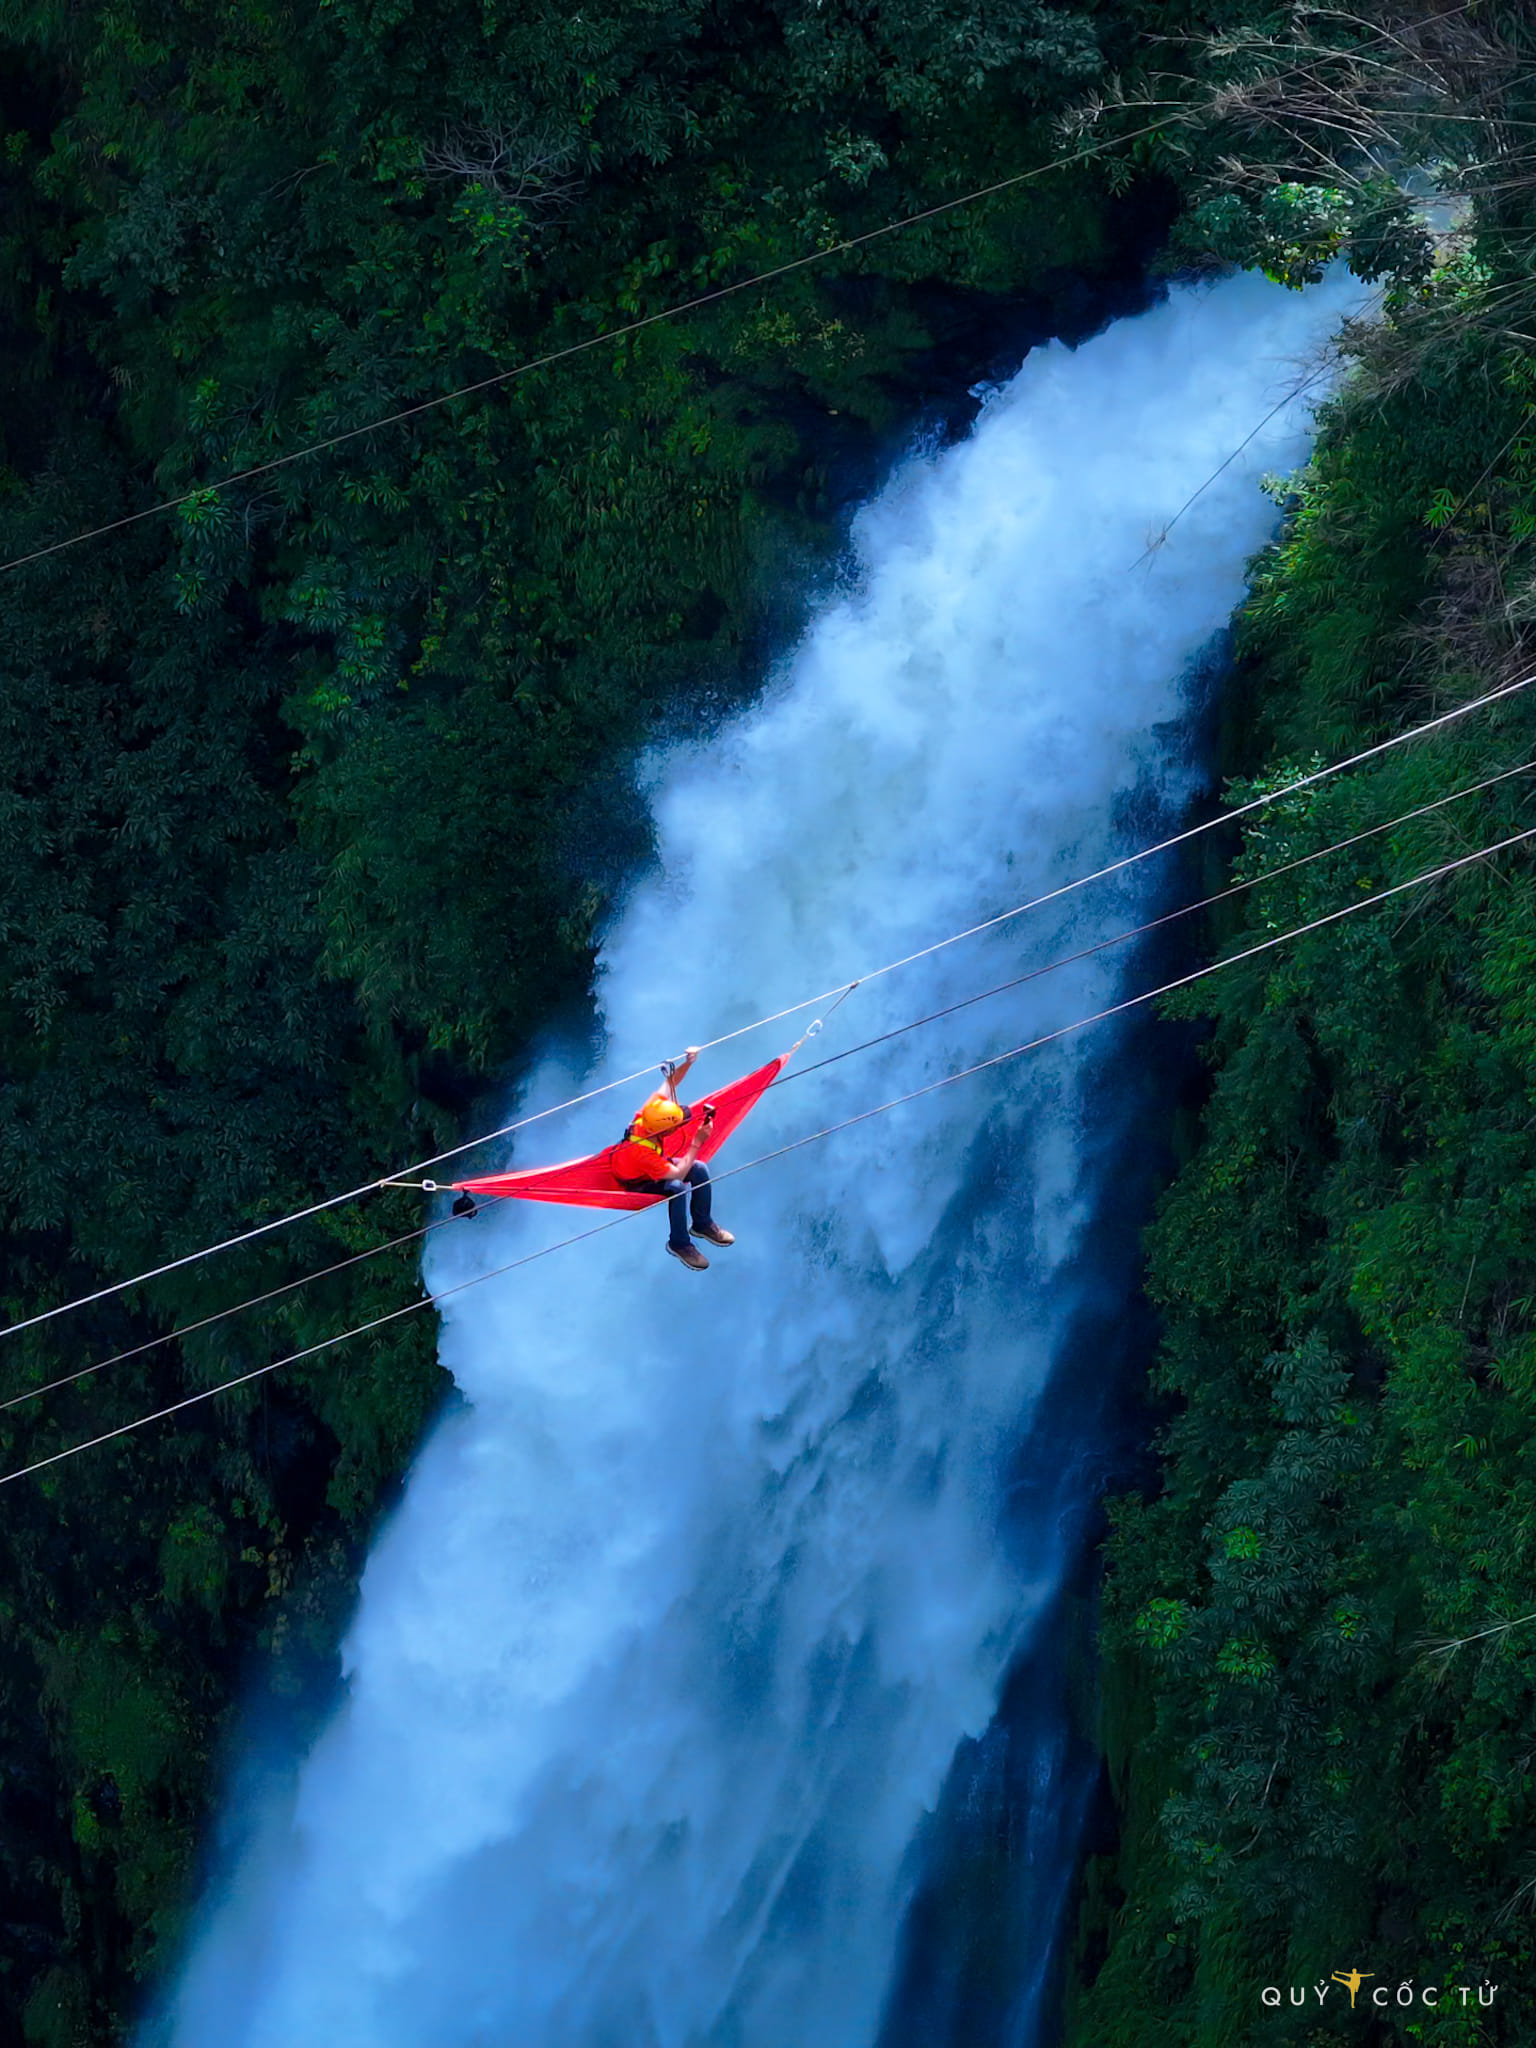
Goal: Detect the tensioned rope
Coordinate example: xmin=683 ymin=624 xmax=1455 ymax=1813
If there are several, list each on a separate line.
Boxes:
xmin=1132 ymin=359 xmax=1335 ymax=570
xmin=0 ymin=18 xmax=1502 ymax=1341
xmin=0 ymin=115 xmax=1191 ymax=581
xmin=1143 ymin=369 xmax=1335 ymax=564
xmin=3 ymin=0 xmax=1484 ymax=585
xmin=0 ymin=1197 xmax=492 ymax=1416
xmin=716 ymin=827 xmax=1536 ymax=1188
xmin=6 ymin=664 xmax=1534 ymax=1343
xmin=6 ymin=814 xmax=1532 ymax=1487
xmin=792 ymin=667 xmax=1536 ymax=1004
xmin=14 ymin=749 xmax=1529 ymax=1417
xmin=1131 ymin=282 xmax=1395 ymax=571
xmin=18 ymin=749 xmax=1526 ymax=1416
xmin=778 ymin=752 xmax=1536 ymax=1087
xmin=1136 ymin=238 xmax=1536 ymax=576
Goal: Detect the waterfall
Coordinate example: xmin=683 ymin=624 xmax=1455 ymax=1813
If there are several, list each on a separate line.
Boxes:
xmin=153 ymin=267 xmax=1362 ymax=2048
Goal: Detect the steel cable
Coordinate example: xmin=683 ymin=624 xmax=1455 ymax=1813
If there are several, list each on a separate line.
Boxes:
xmin=6 ymin=664 xmax=1533 ymax=1343
xmin=6 ymin=813 xmax=1530 ymax=1487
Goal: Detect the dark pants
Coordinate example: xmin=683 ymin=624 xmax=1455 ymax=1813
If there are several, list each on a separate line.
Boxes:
xmin=659 ymin=1162 xmax=713 ymax=1250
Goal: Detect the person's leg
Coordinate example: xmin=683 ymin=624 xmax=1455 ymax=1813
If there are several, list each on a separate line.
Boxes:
xmin=687 ymin=1164 xmax=734 ymax=1246
xmin=665 ymin=1180 xmax=693 ymax=1251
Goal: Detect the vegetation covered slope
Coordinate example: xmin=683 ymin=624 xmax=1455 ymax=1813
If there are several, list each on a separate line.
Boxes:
xmin=0 ymin=0 xmax=1230 ymax=2036
xmin=1067 ymin=11 xmax=1536 ymax=2039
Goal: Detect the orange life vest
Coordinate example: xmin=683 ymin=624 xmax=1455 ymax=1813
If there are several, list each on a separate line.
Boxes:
xmin=610 ymin=1113 xmax=689 ymax=1185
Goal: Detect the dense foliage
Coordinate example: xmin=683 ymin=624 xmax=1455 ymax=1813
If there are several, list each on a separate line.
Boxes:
xmin=0 ymin=0 xmax=1226 ymax=2035
xmin=1066 ymin=46 xmax=1536 ymax=2042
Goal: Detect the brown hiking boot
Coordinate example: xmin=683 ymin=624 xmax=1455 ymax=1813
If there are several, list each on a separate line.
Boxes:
xmin=667 ymin=1241 xmax=710 ymax=1273
xmin=692 ymin=1221 xmax=735 ymax=1248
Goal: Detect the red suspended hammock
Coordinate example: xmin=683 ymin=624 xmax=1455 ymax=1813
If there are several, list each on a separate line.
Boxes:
xmin=447 ymin=1052 xmax=789 ymax=1212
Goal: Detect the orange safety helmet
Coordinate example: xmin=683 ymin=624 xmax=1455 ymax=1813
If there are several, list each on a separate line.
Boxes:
xmin=636 ymin=1093 xmax=686 ymax=1136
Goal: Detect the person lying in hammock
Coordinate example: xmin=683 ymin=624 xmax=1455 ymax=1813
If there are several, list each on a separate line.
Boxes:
xmin=609 ymin=1047 xmax=736 ymax=1272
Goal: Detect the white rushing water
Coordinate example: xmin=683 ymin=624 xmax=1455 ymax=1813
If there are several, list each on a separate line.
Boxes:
xmin=155 ymin=268 xmax=1362 ymax=2048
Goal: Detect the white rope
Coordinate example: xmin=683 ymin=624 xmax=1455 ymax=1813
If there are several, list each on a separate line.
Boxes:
xmin=16 ymin=750 xmax=1527 ymax=1413
xmin=1427 ymin=1609 xmax=1536 ymax=1657
xmin=781 ymin=752 xmax=1536 ymax=1084
xmin=0 ymin=117 xmax=1194 ymax=581
xmin=0 ymin=1200 xmax=505 ymax=1417
xmin=5 ymin=664 xmax=1533 ymax=1344
xmin=0 ymin=0 xmax=1455 ymax=585
xmin=6 ymin=813 xmax=1529 ymax=1487
xmin=713 ymin=820 xmax=1536 ymax=1188
xmin=0 ymin=1209 xmax=634 ymax=1485
xmin=830 ymin=666 xmax=1536 ymax=994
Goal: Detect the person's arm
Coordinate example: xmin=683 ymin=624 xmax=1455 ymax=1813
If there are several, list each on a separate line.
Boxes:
xmin=663 ymin=1046 xmax=701 ymax=1100
xmin=672 ymin=1100 xmax=716 ymax=1175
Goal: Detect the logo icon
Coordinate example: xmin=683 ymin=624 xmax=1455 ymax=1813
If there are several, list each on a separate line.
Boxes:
xmin=1331 ymin=1970 xmax=1374 ymax=2010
